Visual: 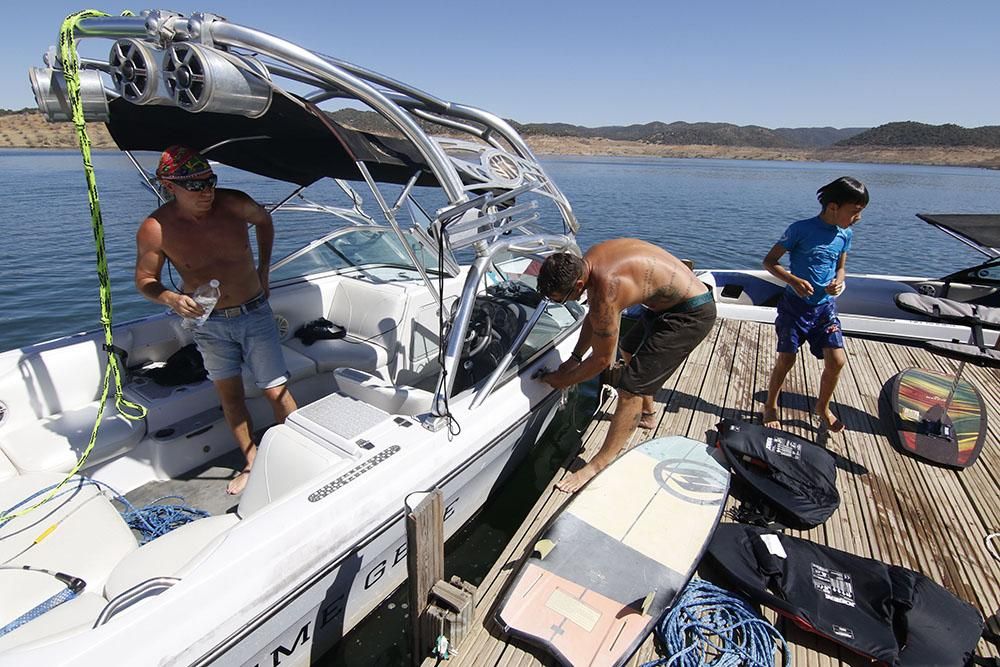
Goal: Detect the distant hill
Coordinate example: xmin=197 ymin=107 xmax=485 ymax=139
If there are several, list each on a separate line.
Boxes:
xmin=2 ymin=108 xmax=999 ymax=169
xmin=837 ymin=121 xmax=1000 ymax=148
xmin=773 ymin=126 xmax=868 ymax=148
xmin=510 ymin=120 xmax=868 ymax=148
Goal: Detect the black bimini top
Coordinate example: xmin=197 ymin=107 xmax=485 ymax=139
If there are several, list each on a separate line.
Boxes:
xmin=918 ymin=213 xmax=1000 ymax=254
xmin=105 ymin=91 xmax=440 ymax=188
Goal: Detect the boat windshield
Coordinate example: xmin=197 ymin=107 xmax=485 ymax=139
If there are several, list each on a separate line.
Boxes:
xmin=271 ymin=227 xmax=442 ymax=284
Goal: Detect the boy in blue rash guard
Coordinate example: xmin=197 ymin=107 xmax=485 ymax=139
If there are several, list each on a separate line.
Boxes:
xmin=761 ymin=176 xmax=869 ymax=433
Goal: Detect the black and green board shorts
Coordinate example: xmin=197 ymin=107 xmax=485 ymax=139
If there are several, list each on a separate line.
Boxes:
xmin=613 ymin=295 xmax=716 ymax=396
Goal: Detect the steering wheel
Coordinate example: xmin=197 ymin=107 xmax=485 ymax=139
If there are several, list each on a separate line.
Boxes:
xmin=462 ymin=305 xmax=494 ymax=358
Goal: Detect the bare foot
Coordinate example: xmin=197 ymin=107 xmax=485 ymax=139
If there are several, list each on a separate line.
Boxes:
xmin=762 ymin=407 xmax=780 ymax=429
xmin=638 ymin=411 xmax=657 ymax=430
xmin=818 ymin=410 xmax=845 ymax=433
xmin=555 ymin=462 xmax=601 ymax=494
xmin=227 ymin=469 xmax=251 ymax=495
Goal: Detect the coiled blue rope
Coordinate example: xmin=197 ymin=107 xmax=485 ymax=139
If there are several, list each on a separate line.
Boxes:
xmin=641 ymin=578 xmax=789 ymax=667
xmin=118 ymin=494 xmax=209 ymax=544
xmin=0 ymin=477 xmax=208 ymax=545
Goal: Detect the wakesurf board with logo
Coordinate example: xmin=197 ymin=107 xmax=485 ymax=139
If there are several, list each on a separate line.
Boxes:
xmin=496 ymin=435 xmax=730 ymax=667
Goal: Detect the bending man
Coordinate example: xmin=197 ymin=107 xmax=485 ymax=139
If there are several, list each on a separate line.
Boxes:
xmin=135 ymin=146 xmax=297 ymax=495
xmin=538 ymin=239 xmax=716 ymax=493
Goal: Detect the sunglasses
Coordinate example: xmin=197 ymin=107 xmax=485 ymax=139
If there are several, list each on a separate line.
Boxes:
xmin=171 ymin=174 xmax=218 ymax=192
xmin=553 ymin=266 xmax=584 ymax=304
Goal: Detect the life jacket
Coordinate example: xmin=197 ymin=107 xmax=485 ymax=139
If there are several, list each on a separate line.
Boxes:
xmin=715 ymin=418 xmax=839 ymax=528
xmin=706 ymin=524 xmax=984 ymax=666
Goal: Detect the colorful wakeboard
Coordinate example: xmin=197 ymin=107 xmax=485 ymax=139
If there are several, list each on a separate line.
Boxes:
xmin=889 ymin=367 xmax=986 ymax=468
xmin=496 ymin=436 xmax=730 ymax=667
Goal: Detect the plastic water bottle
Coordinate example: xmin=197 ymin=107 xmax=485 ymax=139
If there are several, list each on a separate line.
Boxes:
xmin=182 ymin=279 xmax=221 ymax=329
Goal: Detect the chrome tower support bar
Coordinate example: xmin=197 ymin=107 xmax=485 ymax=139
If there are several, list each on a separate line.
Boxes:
xmin=199 ymin=20 xmax=468 ymax=205
xmin=433 ymin=234 xmax=579 ymax=416
xmin=469 ymin=300 xmax=551 ymax=410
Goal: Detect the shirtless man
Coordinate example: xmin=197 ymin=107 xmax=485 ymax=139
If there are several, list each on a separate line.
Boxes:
xmin=135 ymin=146 xmax=297 ymax=495
xmin=538 ymin=239 xmax=716 ymax=493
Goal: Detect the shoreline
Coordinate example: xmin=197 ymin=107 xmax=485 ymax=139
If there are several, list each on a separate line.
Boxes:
xmin=3 ymin=112 xmax=999 ymax=170
xmin=525 ymin=135 xmax=1000 ymax=170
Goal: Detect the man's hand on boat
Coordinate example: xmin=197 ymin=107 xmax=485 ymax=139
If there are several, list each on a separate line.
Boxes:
xmin=825 ymin=278 xmax=845 ymax=296
xmin=540 ymin=359 xmax=579 ymax=390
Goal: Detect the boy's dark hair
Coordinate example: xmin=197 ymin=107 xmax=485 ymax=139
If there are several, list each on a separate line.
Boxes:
xmin=817 ymin=176 xmax=869 ymax=209
xmin=537 ymin=253 xmax=584 ymax=298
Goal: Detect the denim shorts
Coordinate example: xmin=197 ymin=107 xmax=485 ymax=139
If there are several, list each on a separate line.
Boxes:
xmin=774 ymin=293 xmax=844 ymax=359
xmin=192 ymin=301 xmax=290 ymax=388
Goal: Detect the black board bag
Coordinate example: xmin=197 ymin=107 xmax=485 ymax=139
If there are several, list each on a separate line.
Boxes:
xmin=715 ymin=419 xmax=840 ymax=528
xmin=706 ymin=524 xmax=984 ymax=666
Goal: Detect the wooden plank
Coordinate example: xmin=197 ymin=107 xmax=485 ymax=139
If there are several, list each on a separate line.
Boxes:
xmin=408 ymin=490 xmax=445 ymax=666
xmin=653 ymin=319 xmax=721 ymax=439
xmin=687 ymin=318 xmax=739 ymax=440
xmin=445 ymin=323 xmax=1000 ymax=666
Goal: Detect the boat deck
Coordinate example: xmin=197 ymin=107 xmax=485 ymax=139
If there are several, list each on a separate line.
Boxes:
xmin=431 ymin=318 xmax=1000 ymax=666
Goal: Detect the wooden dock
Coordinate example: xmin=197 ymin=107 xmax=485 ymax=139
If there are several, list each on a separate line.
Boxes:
xmin=429 ymin=318 xmax=1000 ymax=666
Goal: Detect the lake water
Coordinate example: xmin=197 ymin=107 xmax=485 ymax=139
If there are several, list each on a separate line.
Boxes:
xmin=2 ymin=149 xmax=997 ymax=353
xmin=2 ymin=149 xmax=999 ymax=664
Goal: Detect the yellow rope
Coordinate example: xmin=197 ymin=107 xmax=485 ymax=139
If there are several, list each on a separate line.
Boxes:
xmin=1 ymin=9 xmax=146 ymax=525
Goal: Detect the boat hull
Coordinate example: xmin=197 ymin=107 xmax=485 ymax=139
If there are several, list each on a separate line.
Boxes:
xmin=703 ymin=269 xmax=999 ymax=346
xmin=205 ymin=393 xmax=562 ymax=666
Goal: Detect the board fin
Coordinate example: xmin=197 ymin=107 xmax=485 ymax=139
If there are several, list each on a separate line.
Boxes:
xmin=532 ymin=539 xmax=556 ymax=560
xmin=640 ymin=590 xmax=655 ymax=615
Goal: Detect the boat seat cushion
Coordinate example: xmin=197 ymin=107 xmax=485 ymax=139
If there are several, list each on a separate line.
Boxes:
xmin=333 ymin=368 xmax=434 ymax=416
xmin=0 ymin=331 xmax=134 ymax=431
xmin=0 ymin=585 xmax=107 ymax=652
xmin=895 ymin=293 xmax=1000 ymax=328
xmin=0 ymin=450 xmax=16 ymax=482
xmin=0 ymin=474 xmax=137 ymax=608
xmin=284 ymin=279 xmax=406 ymax=374
xmin=104 ymin=513 xmax=239 ymax=601
xmin=0 ymin=402 xmax=146 ymax=474
xmin=926 ymin=341 xmax=1000 ymax=369
xmin=238 ymin=424 xmax=350 ymax=518
xmin=284 ymin=336 xmax=386 ymax=374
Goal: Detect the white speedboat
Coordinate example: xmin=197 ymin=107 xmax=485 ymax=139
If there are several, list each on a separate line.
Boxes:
xmin=1 ymin=10 xmax=585 ymax=664
xmin=702 ymin=213 xmax=1000 ymax=346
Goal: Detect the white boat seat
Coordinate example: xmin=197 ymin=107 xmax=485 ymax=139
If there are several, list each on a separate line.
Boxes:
xmin=333 ymin=368 xmax=434 ymax=417
xmin=103 ymin=513 xmax=239 ymax=601
xmin=0 ymin=473 xmax=137 ymax=645
xmin=0 ymin=450 xmax=16 ymax=482
xmin=285 ymin=279 xmax=406 ymax=374
xmin=104 ymin=424 xmax=352 ymax=599
xmin=284 ymin=336 xmax=386 ymax=374
xmin=238 ymin=424 xmax=353 ymax=517
xmin=0 ymin=585 xmax=107 ymax=652
xmin=0 ymin=404 xmax=146 ymax=474
xmin=0 ymin=331 xmax=144 ymax=475
xmin=0 ymin=474 xmax=138 ymax=593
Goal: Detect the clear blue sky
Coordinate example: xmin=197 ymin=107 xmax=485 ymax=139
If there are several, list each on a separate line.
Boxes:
xmin=3 ymin=1 xmax=998 ymax=129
